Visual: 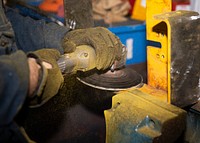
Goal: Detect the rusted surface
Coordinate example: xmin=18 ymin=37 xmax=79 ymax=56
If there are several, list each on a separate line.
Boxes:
xmin=104 ymin=89 xmax=186 ymax=143
xmin=169 ymin=11 xmax=200 ymax=107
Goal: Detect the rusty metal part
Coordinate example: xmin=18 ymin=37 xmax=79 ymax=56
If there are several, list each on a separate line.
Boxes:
xmin=77 ymin=68 xmax=143 ymax=91
xmin=104 ymin=89 xmax=187 ymax=143
xmin=167 ymin=11 xmax=200 ymax=107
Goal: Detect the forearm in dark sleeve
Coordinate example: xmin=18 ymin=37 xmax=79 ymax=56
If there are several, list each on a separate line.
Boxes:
xmin=0 ymin=50 xmax=29 ymax=126
xmin=5 ymin=9 xmax=69 ymax=54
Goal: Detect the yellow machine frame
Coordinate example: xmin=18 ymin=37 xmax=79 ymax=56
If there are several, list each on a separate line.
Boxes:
xmin=145 ymin=0 xmax=171 ymax=102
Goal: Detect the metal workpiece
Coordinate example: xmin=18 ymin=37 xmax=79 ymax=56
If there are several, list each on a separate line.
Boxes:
xmin=104 ymin=89 xmax=186 ymax=143
xmin=166 ymin=11 xmax=200 ymax=107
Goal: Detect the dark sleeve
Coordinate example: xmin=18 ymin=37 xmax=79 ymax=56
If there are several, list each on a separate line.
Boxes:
xmin=0 ymin=50 xmax=29 ymax=126
xmin=5 ymin=9 xmax=69 ymax=54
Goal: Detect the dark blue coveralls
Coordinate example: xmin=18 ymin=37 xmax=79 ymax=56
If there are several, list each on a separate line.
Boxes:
xmin=0 ymin=8 xmax=69 ymax=142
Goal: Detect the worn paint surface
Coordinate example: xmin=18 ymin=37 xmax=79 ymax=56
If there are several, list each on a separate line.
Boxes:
xmin=104 ymin=89 xmax=186 ymax=143
xmin=146 ymin=0 xmax=171 ymax=94
xmin=138 ymin=84 xmax=167 ymax=102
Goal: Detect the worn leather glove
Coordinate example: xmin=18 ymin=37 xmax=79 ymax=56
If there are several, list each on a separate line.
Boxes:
xmin=27 ymin=49 xmax=64 ymax=108
xmin=62 ymin=27 xmax=123 ymax=70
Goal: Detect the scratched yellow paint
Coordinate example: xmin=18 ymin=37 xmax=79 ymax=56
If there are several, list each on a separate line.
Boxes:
xmin=146 ymin=0 xmax=171 ymax=103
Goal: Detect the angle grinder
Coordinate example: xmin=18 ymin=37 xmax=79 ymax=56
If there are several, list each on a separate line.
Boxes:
xmin=57 ymin=45 xmax=143 ymax=90
xmin=57 ymin=45 xmax=143 ymax=112
xmin=57 ymin=45 xmax=97 ymax=74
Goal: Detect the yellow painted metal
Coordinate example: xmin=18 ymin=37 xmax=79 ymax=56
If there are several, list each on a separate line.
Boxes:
xmin=138 ymin=84 xmax=167 ymax=102
xmin=131 ymin=0 xmax=146 ymax=21
xmin=104 ymin=88 xmax=186 ymax=143
xmin=146 ymin=0 xmax=172 ymax=103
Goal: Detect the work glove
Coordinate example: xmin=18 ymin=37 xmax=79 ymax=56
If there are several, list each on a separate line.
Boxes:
xmin=27 ymin=49 xmax=64 ymax=108
xmin=62 ymin=27 xmax=123 ymax=70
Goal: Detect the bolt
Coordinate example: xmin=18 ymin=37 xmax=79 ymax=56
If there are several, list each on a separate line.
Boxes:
xmin=84 ymin=53 xmax=88 ymax=57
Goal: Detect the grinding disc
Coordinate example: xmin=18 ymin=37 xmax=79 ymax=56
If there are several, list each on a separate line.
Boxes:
xmin=77 ymin=68 xmax=143 ymax=91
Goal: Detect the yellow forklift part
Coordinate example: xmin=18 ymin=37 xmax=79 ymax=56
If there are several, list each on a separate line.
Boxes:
xmin=104 ymin=89 xmax=186 ymax=143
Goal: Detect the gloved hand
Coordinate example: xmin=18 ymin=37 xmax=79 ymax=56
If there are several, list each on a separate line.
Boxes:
xmin=27 ymin=49 xmax=64 ymax=108
xmin=62 ymin=27 xmax=123 ymax=70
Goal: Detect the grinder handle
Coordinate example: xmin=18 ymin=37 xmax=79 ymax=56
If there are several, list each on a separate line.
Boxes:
xmin=57 ymin=45 xmax=96 ymax=74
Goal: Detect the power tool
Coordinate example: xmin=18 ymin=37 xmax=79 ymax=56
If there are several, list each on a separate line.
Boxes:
xmin=57 ymin=45 xmax=143 ymax=90
xmin=57 ymin=45 xmax=97 ymax=74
